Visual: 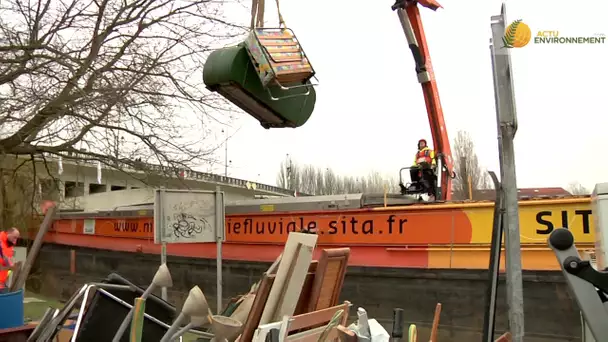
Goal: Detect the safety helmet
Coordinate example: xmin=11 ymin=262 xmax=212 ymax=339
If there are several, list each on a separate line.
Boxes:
xmin=418 ymin=139 xmax=427 ymax=148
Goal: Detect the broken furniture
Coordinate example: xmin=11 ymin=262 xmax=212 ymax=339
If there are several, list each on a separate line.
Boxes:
xmin=112 ymin=263 xmax=173 ymax=342
xmin=259 ymin=233 xmax=319 ymax=325
xmin=160 ymin=286 xmax=210 ymax=342
xmin=0 ymin=324 xmax=36 ymax=342
xmin=231 ymin=232 xmax=351 ymax=341
xmin=243 ymin=28 xmax=317 ymax=98
xmin=307 ymin=248 xmax=350 ymax=313
xmin=31 ymin=272 xmax=212 ymax=342
xmin=252 ymin=301 xmax=351 ymax=341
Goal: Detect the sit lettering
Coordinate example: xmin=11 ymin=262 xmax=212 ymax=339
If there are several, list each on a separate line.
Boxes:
xmin=536 ymin=210 xmax=592 ymax=235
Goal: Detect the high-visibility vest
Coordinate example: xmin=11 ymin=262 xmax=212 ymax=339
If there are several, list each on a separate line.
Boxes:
xmin=413 ymin=147 xmax=435 ymax=166
xmin=0 ymin=232 xmax=13 ymax=289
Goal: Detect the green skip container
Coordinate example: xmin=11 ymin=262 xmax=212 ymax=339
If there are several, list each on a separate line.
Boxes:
xmin=203 ymin=44 xmax=316 ymax=129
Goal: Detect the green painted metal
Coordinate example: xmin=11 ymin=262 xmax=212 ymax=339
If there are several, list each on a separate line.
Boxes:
xmin=203 ymin=44 xmax=316 ymax=129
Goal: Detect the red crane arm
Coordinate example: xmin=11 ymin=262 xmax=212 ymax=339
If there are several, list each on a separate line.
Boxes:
xmin=394 ymin=0 xmax=455 ymax=200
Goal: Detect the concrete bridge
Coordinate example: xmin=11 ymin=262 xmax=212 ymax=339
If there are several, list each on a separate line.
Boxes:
xmin=4 ymin=153 xmax=298 ymax=211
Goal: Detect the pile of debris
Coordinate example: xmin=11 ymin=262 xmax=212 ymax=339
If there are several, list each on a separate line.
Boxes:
xmin=1 ymin=231 xmax=514 ymax=341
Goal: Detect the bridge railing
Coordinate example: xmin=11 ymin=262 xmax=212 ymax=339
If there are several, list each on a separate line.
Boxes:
xmin=30 ymin=152 xmax=305 ymax=197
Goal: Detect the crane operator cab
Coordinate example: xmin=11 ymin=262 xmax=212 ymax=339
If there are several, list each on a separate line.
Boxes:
xmin=399 ymin=139 xmax=438 ymax=201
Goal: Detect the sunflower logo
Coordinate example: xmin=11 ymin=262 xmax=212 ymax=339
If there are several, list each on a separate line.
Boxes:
xmin=503 ymin=19 xmax=532 ymax=48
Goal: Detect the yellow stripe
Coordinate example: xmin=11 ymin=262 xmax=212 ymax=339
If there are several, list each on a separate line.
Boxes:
xmin=371 ymin=197 xmax=590 ymax=211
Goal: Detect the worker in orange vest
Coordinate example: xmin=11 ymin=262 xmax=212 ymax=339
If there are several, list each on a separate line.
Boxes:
xmin=0 ymin=228 xmax=20 ymax=293
xmin=410 ymin=139 xmax=437 ymax=198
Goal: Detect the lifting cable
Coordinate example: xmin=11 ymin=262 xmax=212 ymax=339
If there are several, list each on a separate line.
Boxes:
xmin=250 ymin=0 xmax=286 ymax=29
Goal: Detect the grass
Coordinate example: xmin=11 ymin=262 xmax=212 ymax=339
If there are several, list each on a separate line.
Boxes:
xmin=23 ymin=291 xmax=66 ymax=321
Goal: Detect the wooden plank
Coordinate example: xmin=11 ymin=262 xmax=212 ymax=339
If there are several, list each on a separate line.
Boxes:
xmin=335 ymin=325 xmax=357 ymax=342
xmin=13 ymin=204 xmax=56 ymax=290
xmin=7 ymin=262 xmax=23 ymax=292
xmin=270 ymin=244 xmax=314 ymax=322
xmin=259 ymin=40 xmax=299 ymax=47
xmin=239 ymin=274 xmax=276 ymax=342
xmin=0 ymin=324 xmax=36 ymax=342
xmin=288 ymin=301 xmax=350 ymax=332
xmin=430 ymin=303 xmax=442 ymax=342
xmin=267 ymin=254 xmax=283 ymax=275
xmin=494 ymin=332 xmax=512 ymax=342
xmin=257 ymin=32 xmax=296 ymax=40
xmin=260 ymin=232 xmax=317 ymax=325
xmin=265 ymin=47 xmax=302 ymax=54
xmin=307 ymin=248 xmax=350 ymax=312
xmin=285 ymin=325 xmax=329 ymax=342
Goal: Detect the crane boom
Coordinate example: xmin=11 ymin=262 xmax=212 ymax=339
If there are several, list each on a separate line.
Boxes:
xmin=393 ymin=0 xmax=455 ymax=201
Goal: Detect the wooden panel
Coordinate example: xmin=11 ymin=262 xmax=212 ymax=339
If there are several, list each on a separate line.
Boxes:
xmin=239 ymin=274 xmax=275 ymax=342
xmin=260 ymin=233 xmax=318 ymax=324
xmin=239 ymin=260 xmax=318 ymax=341
xmin=293 ymin=272 xmax=315 ymax=315
xmin=308 ymin=248 xmax=351 ymax=312
xmin=271 ymin=244 xmax=314 ymax=321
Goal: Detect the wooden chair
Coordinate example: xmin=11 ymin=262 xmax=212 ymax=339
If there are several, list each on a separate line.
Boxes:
xmin=286 ymin=301 xmax=351 ymax=341
xmin=253 ymin=301 xmax=351 ymax=342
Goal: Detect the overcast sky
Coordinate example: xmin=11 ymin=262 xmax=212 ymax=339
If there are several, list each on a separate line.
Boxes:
xmin=210 ymin=0 xmax=607 ymax=191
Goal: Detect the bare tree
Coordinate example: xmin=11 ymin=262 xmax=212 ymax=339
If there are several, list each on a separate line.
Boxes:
xmin=452 ymin=130 xmax=492 ymax=200
xmin=276 ymin=159 xmax=300 ymax=192
xmin=323 ymin=168 xmax=338 ymax=194
xmin=567 ymin=182 xmax=589 ymax=195
xmin=275 ymin=160 xmax=398 ymax=195
xmin=315 ymin=169 xmax=325 ymax=195
xmin=0 ymin=0 xmax=242 ymax=177
xmin=300 ymin=164 xmax=317 ymax=195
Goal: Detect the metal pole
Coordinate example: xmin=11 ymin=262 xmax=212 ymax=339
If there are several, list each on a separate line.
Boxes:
xmin=482 ymin=171 xmax=504 ymax=342
xmin=112 ymin=285 xmax=156 ymax=342
xmin=224 ymin=139 xmax=228 ymax=177
xmin=284 ymin=154 xmax=289 ymax=189
xmin=160 ymin=312 xmax=187 ymax=342
xmin=161 ymin=242 xmax=168 ymax=301
xmin=215 ymin=186 xmax=224 ymax=312
xmin=490 ymin=4 xmax=524 ymax=341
